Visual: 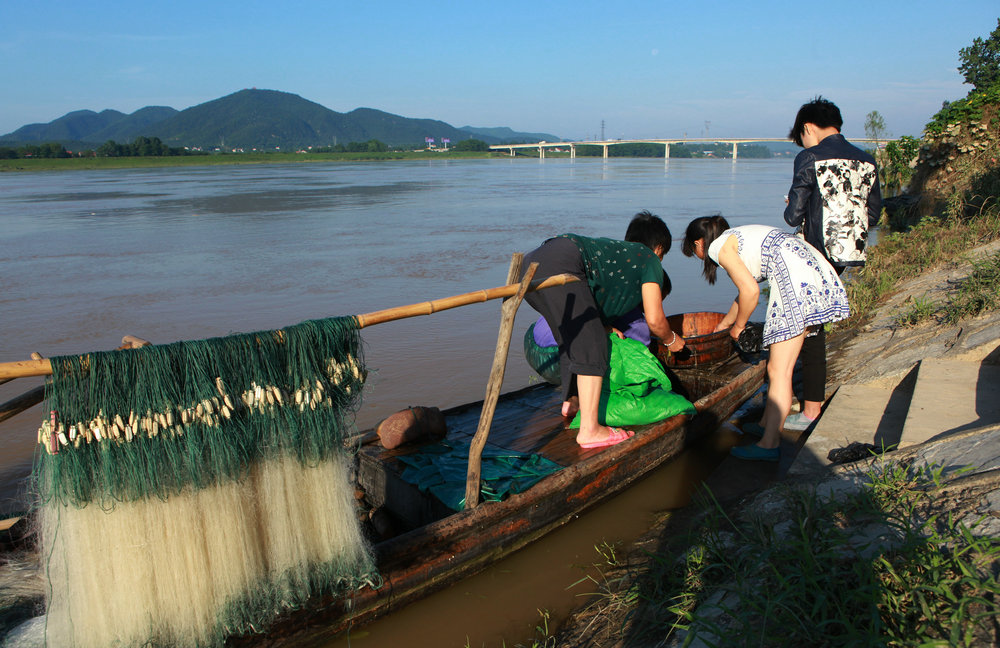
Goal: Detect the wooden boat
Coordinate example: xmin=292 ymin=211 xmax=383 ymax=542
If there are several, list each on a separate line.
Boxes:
xmin=0 ymin=267 xmax=765 ymax=647
xmin=226 ymin=352 xmax=764 ymax=646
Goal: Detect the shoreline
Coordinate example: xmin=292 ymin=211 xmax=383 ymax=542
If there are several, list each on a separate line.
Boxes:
xmin=0 ymin=150 xmax=500 ymax=172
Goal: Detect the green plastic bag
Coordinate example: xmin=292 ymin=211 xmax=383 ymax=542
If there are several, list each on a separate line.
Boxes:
xmin=570 ymin=334 xmax=696 ymax=428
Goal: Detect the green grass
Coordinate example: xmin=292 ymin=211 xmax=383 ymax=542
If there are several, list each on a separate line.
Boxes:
xmin=608 ymin=462 xmax=1000 ymax=647
xmin=892 ymin=250 xmax=1000 ymax=327
xmin=842 ymin=211 xmax=1000 ymax=328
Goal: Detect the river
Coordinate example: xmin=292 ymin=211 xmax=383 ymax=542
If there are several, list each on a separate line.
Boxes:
xmin=0 ymin=157 xmax=790 ymax=511
xmin=1 ymin=156 xmax=796 ymax=645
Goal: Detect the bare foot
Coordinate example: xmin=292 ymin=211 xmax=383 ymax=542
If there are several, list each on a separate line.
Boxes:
xmin=561 ymin=396 xmax=579 ymax=418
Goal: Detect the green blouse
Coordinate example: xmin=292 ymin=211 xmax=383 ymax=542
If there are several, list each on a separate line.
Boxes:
xmin=559 ymin=233 xmax=665 ymax=322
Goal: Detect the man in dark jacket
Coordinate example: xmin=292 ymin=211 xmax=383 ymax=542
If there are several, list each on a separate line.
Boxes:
xmin=782 ymin=96 xmax=881 ymax=431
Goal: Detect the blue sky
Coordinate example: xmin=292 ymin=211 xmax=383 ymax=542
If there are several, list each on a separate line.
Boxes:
xmin=2 ymin=1 xmax=997 ymax=141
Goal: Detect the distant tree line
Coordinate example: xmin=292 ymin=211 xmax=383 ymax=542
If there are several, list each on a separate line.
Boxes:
xmin=573 ymin=142 xmax=772 ymax=158
xmin=0 ymin=142 xmax=73 ymax=159
xmin=1 ymin=136 xmax=497 ymax=160
xmin=309 ymin=138 xmax=490 ymax=153
xmin=97 ymin=136 xmax=198 ymax=157
xmin=0 ymin=136 xmax=207 ymax=159
xmin=311 ymin=139 xmax=390 ymax=153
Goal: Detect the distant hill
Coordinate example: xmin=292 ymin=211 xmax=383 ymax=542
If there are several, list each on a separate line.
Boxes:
xmin=4 ymin=109 xmax=128 ymax=143
xmin=0 ymin=89 xmax=560 ymax=150
xmin=87 ymin=106 xmax=179 ymax=143
xmin=459 ymin=125 xmax=561 ymax=143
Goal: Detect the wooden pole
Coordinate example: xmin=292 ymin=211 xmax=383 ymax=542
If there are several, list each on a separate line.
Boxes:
xmin=464 ymin=256 xmax=536 ymax=509
xmin=355 ymin=273 xmax=577 ymax=329
xmin=0 ymin=274 xmax=579 ymax=380
xmin=0 ymin=385 xmax=45 ymax=424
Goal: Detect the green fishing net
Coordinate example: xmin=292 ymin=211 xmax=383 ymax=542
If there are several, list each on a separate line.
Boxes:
xmin=34 ymin=316 xmax=366 ymax=507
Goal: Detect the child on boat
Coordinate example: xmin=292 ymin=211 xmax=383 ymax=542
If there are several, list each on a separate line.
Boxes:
xmin=682 ymin=215 xmax=850 ymax=461
xmin=520 ymin=211 xmax=685 ymax=449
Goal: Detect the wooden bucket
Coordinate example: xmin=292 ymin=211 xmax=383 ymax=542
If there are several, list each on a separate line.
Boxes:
xmin=656 ymin=311 xmax=733 ymax=366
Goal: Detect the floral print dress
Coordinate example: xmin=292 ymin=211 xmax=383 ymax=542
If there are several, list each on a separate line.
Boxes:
xmin=707 ymin=225 xmax=850 ymax=346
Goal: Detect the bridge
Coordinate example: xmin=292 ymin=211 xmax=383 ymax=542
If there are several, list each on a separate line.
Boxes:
xmin=489 ymin=138 xmax=883 ymax=159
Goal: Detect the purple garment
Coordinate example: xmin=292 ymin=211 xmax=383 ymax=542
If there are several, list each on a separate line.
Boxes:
xmin=533 ymin=315 xmax=559 ymax=347
xmin=616 ymin=307 xmax=651 ymax=346
xmin=533 ymin=306 xmax=650 ymax=348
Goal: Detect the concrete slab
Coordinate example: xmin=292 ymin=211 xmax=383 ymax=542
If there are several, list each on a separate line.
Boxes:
xmin=787 ymin=380 xmax=907 ymax=479
xmin=901 ymin=358 xmax=1000 ymax=447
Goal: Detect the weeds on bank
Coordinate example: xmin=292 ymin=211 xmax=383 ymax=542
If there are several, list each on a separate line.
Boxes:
xmin=843 ymin=209 xmax=1000 ymax=327
xmin=628 ymin=462 xmax=1000 ymax=647
xmin=893 ymin=249 xmax=1000 ymax=326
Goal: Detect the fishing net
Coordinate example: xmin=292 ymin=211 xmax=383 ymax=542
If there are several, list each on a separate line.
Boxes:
xmin=32 ymin=316 xmax=379 ymax=647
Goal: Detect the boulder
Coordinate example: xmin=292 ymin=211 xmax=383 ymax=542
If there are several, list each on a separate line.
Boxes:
xmin=376 ymin=406 xmax=447 ymax=449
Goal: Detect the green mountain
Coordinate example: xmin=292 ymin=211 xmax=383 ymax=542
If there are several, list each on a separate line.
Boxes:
xmin=459 ymin=125 xmax=560 ymax=143
xmin=0 ymin=89 xmax=560 ymax=150
xmin=4 ymin=109 xmax=128 ymax=143
xmin=87 ymin=106 xmax=179 ymax=143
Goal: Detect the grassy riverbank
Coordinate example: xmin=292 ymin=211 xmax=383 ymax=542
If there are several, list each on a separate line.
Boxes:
xmin=556 ymin=463 xmax=1000 ymax=648
xmin=0 ymin=150 xmax=497 ymax=172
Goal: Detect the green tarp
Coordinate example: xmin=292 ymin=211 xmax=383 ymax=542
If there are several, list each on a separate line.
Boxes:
xmin=397 ymin=440 xmax=562 ymax=511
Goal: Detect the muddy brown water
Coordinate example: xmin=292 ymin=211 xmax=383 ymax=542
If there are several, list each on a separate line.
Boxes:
xmin=325 ymin=423 xmax=751 ymax=648
xmin=0 ymin=158 xmax=781 ymax=643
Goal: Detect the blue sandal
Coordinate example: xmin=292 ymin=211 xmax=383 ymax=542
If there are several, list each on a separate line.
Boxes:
xmin=730 ymin=444 xmax=779 ymax=462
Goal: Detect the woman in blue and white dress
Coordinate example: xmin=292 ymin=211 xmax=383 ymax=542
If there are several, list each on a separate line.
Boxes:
xmin=682 ymin=215 xmax=850 ymax=461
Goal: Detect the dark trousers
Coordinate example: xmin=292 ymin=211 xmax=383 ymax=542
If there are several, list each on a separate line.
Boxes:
xmin=521 ymin=237 xmax=609 ymax=401
xmin=800 ymin=325 xmax=827 ymax=402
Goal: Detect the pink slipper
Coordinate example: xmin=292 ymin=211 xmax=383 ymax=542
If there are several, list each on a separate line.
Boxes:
xmin=579 ymin=427 xmax=634 ymax=449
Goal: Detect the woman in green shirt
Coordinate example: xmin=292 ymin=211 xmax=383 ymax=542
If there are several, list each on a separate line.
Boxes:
xmin=521 ymin=225 xmax=685 ymax=449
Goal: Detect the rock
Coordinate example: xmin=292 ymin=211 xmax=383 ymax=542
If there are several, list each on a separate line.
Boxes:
xmin=375 ymin=406 xmax=447 ymax=449
xmin=828 ymin=442 xmax=880 ymax=464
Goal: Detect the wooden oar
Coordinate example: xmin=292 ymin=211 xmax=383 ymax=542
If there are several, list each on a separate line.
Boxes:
xmin=0 ymin=274 xmax=579 ymax=380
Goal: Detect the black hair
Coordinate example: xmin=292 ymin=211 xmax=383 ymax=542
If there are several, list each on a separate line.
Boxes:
xmin=625 ymin=210 xmax=672 ymax=256
xmin=681 ymin=215 xmax=730 ymax=285
xmin=788 ymin=96 xmax=843 ymax=147
xmin=661 ymin=269 xmax=672 ymax=297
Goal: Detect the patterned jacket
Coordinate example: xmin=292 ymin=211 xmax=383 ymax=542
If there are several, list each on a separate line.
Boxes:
xmin=784 ymin=134 xmax=881 ymax=268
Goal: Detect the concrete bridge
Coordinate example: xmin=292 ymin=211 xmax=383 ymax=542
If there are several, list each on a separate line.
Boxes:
xmin=489 ymin=138 xmax=883 ymax=159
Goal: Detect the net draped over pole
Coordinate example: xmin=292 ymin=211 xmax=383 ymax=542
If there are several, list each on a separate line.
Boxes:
xmin=33 ymin=316 xmax=378 ymax=648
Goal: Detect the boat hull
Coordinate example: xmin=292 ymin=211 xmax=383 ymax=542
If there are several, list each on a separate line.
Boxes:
xmin=227 ymin=357 xmax=765 ymax=647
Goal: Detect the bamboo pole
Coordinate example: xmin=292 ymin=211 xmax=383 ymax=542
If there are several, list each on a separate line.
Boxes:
xmin=465 ymin=256 xmax=535 ymax=509
xmin=0 ymin=274 xmax=580 ymax=380
xmin=354 ymin=273 xmax=577 ymax=328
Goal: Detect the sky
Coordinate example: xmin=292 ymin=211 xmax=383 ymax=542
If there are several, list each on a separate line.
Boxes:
xmin=1 ymin=1 xmax=997 ymax=141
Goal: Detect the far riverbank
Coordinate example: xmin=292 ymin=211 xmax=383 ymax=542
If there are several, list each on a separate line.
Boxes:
xmin=0 ymin=150 xmax=498 ymax=172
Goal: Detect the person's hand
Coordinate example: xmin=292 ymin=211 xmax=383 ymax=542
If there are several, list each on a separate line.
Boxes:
xmin=729 ymin=322 xmax=745 ymax=341
xmin=611 ymin=327 xmax=625 ymax=339
xmin=713 ymin=321 xmax=731 ymax=333
xmin=667 ymin=333 xmax=685 ymax=352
